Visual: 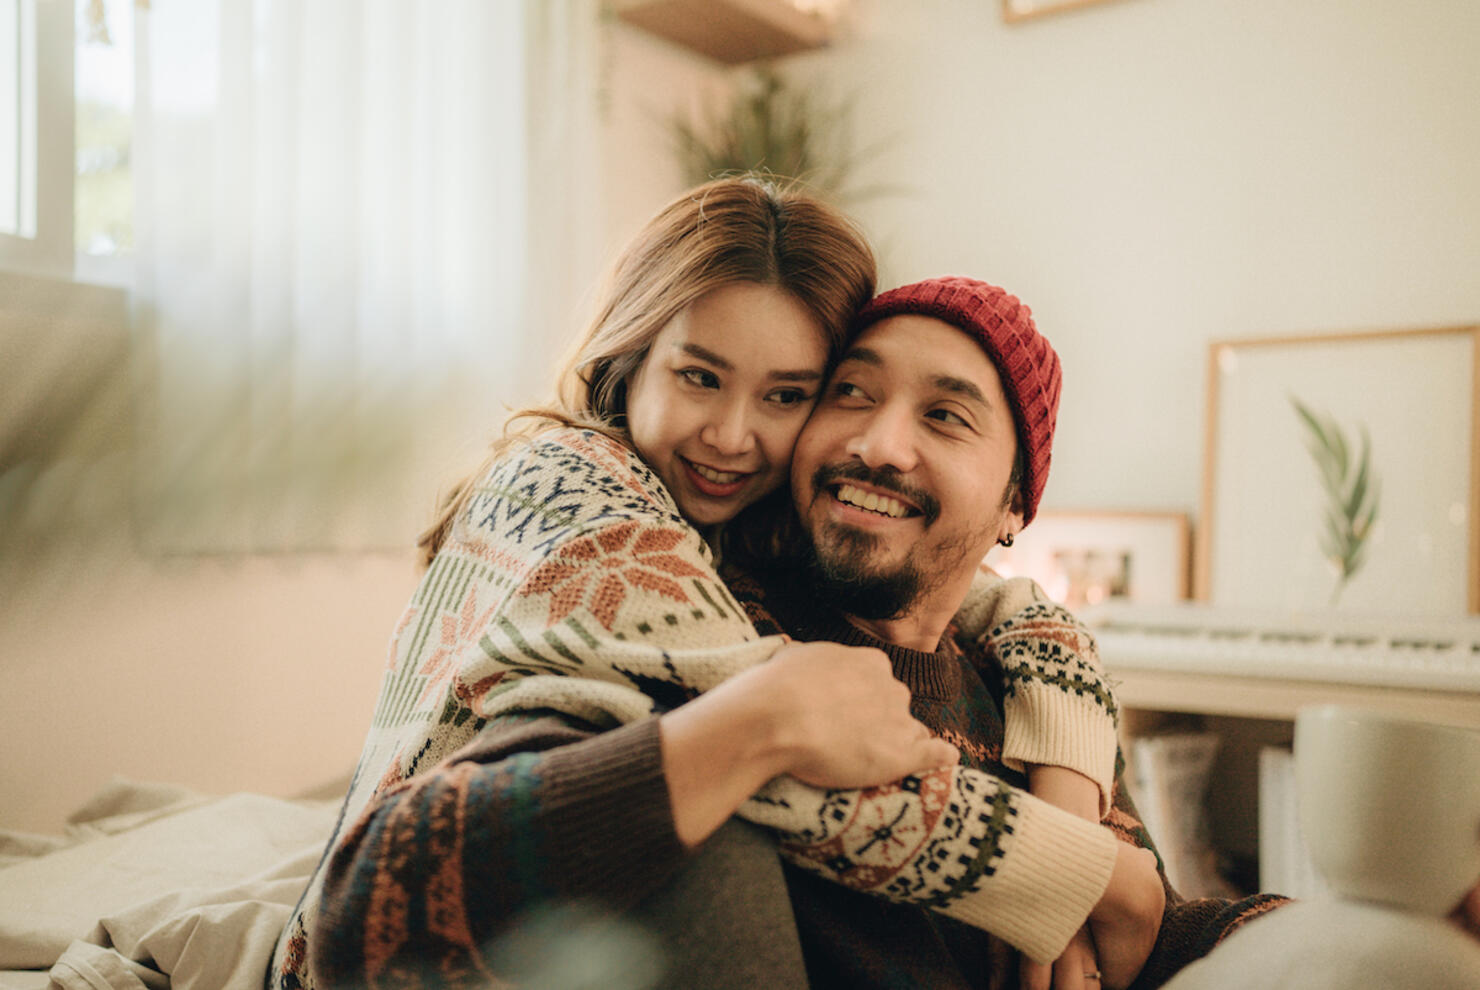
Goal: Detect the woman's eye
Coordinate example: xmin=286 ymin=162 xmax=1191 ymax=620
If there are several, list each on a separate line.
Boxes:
xmin=831 ymin=381 xmax=866 ymax=400
xmin=678 ymin=368 xmax=720 ymax=389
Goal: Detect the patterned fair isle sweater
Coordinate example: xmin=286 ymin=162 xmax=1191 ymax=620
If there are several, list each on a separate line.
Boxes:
xmin=268 ymin=427 xmax=1131 ymax=989
xmin=725 ymin=562 xmax=1292 ymax=989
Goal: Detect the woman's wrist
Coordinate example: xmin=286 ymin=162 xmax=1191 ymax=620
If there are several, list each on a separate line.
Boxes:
xmin=659 ymin=669 xmax=794 ymax=848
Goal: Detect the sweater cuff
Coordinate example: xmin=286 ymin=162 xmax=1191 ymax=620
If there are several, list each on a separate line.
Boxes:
xmin=1001 ymin=683 xmax=1120 ymax=817
xmin=945 ymin=794 xmax=1119 ymax=964
xmin=540 ymin=717 xmax=686 ymax=893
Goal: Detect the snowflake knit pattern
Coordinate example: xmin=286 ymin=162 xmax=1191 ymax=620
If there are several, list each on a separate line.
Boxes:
xmin=270 ymin=427 xmax=1124 ymax=986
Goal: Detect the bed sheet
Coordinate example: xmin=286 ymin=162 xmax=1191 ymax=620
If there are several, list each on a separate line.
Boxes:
xmin=0 ymin=777 xmax=339 ymax=990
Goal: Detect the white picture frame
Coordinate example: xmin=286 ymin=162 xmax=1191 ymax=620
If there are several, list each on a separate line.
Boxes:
xmin=1196 ymin=325 xmax=1479 ymax=616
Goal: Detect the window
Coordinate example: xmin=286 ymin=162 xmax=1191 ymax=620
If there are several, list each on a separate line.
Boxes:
xmin=1 ymin=0 xmax=132 ymax=282
xmin=74 ymin=0 xmax=132 ymax=272
xmin=1 ymin=0 xmax=37 ymax=238
xmin=0 ymin=0 xmax=72 ymax=278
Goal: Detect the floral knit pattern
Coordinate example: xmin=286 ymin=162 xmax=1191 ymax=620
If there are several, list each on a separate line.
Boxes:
xmin=269 ymin=427 xmax=1124 ymax=987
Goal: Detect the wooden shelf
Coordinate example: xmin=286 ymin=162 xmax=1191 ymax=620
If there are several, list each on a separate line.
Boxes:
xmin=613 ymin=0 xmax=836 ymax=64
xmin=1113 ymin=666 xmax=1480 ymax=730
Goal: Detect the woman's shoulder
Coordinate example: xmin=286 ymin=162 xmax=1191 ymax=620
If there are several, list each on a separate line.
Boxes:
xmin=459 ymin=425 xmax=689 ymax=547
xmin=509 ymin=425 xmax=673 ymax=504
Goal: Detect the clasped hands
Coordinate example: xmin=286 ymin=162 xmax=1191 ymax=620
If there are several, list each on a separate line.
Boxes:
xmin=670 ymin=640 xmax=1163 ymax=989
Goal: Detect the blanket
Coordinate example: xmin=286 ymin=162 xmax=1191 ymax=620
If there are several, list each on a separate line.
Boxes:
xmin=0 ymin=778 xmax=338 ymax=990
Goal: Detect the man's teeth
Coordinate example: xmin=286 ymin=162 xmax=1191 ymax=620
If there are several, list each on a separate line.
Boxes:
xmin=692 ymin=463 xmax=742 ymax=484
xmin=835 ymin=483 xmax=909 ymax=519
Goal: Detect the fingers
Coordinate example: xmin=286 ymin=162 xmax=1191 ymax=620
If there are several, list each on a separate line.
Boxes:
xmin=922 ymin=736 xmax=959 ymax=768
xmin=1089 ymin=844 xmax=1163 ymax=989
xmin=1057 ymin=928 xmax=1099 ymax=990
xmin=1020 ymin=958 xmax=1051 ymax=990
xmin=1021 ymin=927 xmax=1099 ymax=990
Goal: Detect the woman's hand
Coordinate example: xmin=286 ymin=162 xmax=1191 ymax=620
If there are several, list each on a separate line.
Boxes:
xmin=762 ymin=640 xmax=959 ymax=790
xmin=660 ymin=640 xmax=957 ymax=848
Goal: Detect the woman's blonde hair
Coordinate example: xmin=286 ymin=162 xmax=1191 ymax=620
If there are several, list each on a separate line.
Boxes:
xmin=417 ymin=175 xmax=876 ymax=567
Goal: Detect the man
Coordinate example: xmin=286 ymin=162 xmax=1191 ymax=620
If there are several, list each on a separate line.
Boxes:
xmin=712 ymin=276 xmax=1289 ymax=989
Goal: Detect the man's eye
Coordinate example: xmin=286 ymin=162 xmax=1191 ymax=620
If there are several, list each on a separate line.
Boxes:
xmin=767 ymin=388 xmax=813 ymax=407
xmin=831 ymin=381 xmax=867 ymax=400
xmin=926 ymin=408 xmax=968 ymax=427
xmin=678 ymin=368 xmax=720 ymax=389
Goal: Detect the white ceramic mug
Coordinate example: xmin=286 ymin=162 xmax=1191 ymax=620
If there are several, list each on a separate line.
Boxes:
xmin=1294 ymin=704 xmax=1480 ymax=915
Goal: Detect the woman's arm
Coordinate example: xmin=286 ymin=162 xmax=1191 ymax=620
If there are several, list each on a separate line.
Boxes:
xmin=661 ymin=639 xmax=959 ymax=848
xmin=311 ymin=713 xmax=691 ymax=986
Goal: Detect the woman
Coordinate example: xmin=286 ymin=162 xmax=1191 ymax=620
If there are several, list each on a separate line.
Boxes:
xmin=270 ymin=177 xmax=1125 ymax=988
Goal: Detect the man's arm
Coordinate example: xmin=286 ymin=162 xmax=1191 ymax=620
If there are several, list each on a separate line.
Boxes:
xmin=956 ymin=569 xmax=1121 ymax=814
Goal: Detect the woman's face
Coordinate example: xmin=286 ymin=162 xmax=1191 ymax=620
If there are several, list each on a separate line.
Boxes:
xmin=625 ymin=281 xmax=828 ymax=528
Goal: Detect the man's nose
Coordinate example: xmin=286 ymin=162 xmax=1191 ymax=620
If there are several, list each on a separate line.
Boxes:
xmin=699 ymin=398 xmax=757 ymax=456
xmin=844 ymin=404 xmax=917 ymax=473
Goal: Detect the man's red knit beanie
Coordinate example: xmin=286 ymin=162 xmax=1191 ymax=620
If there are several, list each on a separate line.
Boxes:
xmin=851 ymin=276 xmax=1062 ymax=525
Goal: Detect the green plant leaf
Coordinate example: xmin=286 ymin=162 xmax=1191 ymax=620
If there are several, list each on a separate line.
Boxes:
xmin=1292 ymin=395 xmax=1382 ymax=601
xmin=667 ymin=63 xmax=892 ymax=205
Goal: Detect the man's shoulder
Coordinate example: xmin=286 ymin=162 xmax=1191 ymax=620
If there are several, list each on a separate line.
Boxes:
xmin=720 ymin=558 xmax=803 ymax=639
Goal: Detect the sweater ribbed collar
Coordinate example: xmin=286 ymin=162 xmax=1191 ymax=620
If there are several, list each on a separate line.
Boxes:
xmin=791 ymin=610 xmax=962 ymax=704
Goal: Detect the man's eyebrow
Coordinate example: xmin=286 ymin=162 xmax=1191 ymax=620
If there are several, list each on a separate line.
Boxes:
xmin=932 ymin=374 xmax=989 ymax=407
xmin=836 ymin=345 xmax=883 ymax=368
xmin=839 ymin=347 xmax=991 ymax=407
xmin=680 ymin=342 xmax=823 ymax=382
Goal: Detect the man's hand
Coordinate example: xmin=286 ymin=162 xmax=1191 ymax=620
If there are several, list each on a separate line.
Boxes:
xmin=1022 ymin=765 xmax=1108 ymax=989
xmin=1021 ymin=926 xmax=1102 ymax=990
xmin=660 ymin=640 xmax=957 ymax=848
xmin=1086 ymin=843 xmax=1164 ymax=989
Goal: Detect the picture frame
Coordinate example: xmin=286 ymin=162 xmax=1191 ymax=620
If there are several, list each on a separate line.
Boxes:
xmin=1196 ymin=325 xmax=1480 ymax=616
xmin=989 ymin=510 xmax=1191 ymax=607
xmin=1001 ymin=0 xmax=1133 ymax=25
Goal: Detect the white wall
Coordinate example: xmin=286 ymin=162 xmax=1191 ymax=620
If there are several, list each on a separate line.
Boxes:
xmin=781 ymin=0 xmax=1480 ymax=516
xmin=0 ymin=552 xmax=417 ymax=834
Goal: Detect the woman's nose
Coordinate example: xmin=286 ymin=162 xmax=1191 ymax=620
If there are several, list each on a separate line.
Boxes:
xmin=699 ymin=399 xmax=757 ymax=456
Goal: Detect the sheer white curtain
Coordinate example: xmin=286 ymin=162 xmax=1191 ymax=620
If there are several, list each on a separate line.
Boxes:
xmin=132 ymin=0 xmax=603 ymax=551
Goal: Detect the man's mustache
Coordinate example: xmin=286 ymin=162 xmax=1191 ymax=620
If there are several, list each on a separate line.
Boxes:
xmin=810 ymin=462 xmax=940 ymax=527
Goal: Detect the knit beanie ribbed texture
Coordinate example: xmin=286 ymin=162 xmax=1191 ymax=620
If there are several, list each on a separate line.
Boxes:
xmin=852 ymin=276 xmax=1061 ymax=525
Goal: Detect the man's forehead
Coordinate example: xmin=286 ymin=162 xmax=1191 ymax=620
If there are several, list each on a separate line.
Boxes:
xmin=838 ymin=314 xmax=1001 ymax=398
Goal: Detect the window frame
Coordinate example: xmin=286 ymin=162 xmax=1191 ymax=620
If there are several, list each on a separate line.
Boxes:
xmin=0 ymin=0 xmax=74 ymax=278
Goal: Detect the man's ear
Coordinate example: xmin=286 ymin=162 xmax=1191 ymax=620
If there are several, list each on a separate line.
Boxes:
xmin=997 ymin=505 xmax=1026 ymax=546
xmin=999 ymin=481 xmax=1027 ymax=542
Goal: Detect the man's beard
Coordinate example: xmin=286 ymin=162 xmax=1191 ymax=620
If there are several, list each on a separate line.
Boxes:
xmin=802 ymin=461 xmax=965 ymax=621
xmin=806 ymin=520 xmax=924 ymax=620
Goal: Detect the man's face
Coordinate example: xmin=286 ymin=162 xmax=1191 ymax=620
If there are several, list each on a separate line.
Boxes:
xmin=791 ymin=314 xmax=1025 ymax=619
